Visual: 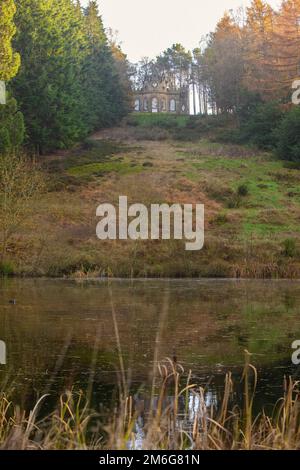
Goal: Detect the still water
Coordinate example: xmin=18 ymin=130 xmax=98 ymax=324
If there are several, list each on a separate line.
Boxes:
xmin=0 ymin=278 xmax=300 ymax=416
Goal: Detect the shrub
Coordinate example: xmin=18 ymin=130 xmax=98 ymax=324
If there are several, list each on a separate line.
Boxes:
xmin=276 ymin=107 xmax=300 ymax=162
xmin=237 ymin=184 xmax=249 ymax=197
xmin=0 ymin=96 xmax=25 ymax=153
xmin=0 ymin=261 xmax=15 ymax=276
xmin=173 ymin=128 xmax=200 ymax=141
xmin=213 ymin=213 xmax=229 ymax=226
xmin=282 ymin=238 xmax=297 ymax=258
xmin=227 ymin=196 xmax=240 ymax=209
xmin=0 ymin=152 xmax=44 ymax=263
xmin=226 ymin=185 xmax=249 ymax=208
xmin=239 ymin=102 xmax=283 ymax=149
xmin=201 ymin=260 xmax=231 ymax=278
xmin=213 ymin=128 xmax=242 ymax=144
xmin=204 ymin=182 xmax=234 ymax=203
xmin=236 ymin=89 xmax=262 ymax=122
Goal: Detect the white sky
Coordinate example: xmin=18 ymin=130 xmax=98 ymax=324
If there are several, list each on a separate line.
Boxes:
xmin=81 ymin=0 xmax=281 ymax=62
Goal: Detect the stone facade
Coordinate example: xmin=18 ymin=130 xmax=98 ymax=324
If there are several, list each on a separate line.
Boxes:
xmin=133 ymin=79 xmax=189 ymax=114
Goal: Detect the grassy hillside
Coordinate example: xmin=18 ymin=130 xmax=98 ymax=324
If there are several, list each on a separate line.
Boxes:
xmin=2 ymin=114 xmax=300 ymax=278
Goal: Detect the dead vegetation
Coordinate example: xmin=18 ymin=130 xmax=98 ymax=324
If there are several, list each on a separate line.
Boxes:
xmin=1 ymin=353 xmax=300 ymax=450
xmin=1 ymin=122 xmax=300 ymax=278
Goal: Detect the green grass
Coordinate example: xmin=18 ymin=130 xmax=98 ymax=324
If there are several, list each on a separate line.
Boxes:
xmin=180 ymin=148 xmax=300 ymax=241
xmin=46 ymin=140 xmax=129 ymax=172
xmin=243 ymin=222 xmax=290 ymax=236
xmin=0 ymin=261 xmax=15 ymax=276
xmin=68 ymin=161 xmax=143 ymax=178
xmin=4 ymin=125 xmax=300 ymax=279
xmin=45 ymin=139 xmax=143 ymax=186
xmin=126 ymin=112 xmax=189 ymax=129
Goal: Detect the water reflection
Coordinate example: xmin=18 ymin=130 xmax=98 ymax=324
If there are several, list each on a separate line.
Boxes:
xmin=0 ymin=278 xmax=300 ymax=421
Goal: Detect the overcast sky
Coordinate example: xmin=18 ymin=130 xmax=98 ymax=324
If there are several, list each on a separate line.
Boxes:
xmin=82 ymin=0 xmax=281 ymax=62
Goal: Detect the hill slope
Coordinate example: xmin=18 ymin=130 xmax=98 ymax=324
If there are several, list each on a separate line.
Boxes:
xmin=4 ymin=116 xmax=300 ymax=278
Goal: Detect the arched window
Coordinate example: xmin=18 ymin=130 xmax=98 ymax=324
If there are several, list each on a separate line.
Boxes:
xmin=134 ymin=98 xmax=140 ymax=112
xmin=161 ymin=99 xmax=166 ymax=112
xmin=170 ymin=99 xmax=176 ymax=112
xmin=152 ymin=97 xmax=158 ymax=113
xmin=144 ymin=98 xmax=148 ymax=111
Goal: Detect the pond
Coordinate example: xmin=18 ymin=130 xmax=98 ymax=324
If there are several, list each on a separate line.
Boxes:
xmin=0 ymin=278 xmax=300 ymax=420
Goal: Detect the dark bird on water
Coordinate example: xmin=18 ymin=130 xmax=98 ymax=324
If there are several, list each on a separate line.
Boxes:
xmin=9 ymin=299 xmax=16 ymax=305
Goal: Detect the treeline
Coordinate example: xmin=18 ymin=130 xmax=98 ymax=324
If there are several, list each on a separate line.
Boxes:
xmin=201 ymin=0 xmax=300 ymax=113
xmin=0 ymin=0 xmax=131 ymax=154
xmin=134 ymin=0 xmax=300 ymax=113
xmin=133 ymin=44 xmax=191 ymax=92
xmin=200 ymin=0 xmax=300 ymax=160
xmin=133 ymin=0 xmax=300 ymax=161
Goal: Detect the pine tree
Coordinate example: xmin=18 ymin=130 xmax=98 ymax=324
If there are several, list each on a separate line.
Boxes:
xmin=107 ymin=30 xmax=132 ymax=119
xmin=0 ymin=0 xmax=20 ymax=81
xmin=156 ymin=44 xmax=192 ymax=90
xmin=0 ymin=96 xmax=24 ymax=153
xmin=0 ymin=0 xmax=23 ymax=154
xmin=11 ymin=0 xmax=130 ymax=152
xmin=12 ymin=0 xmax=88 ymax=152
xmin=82 ymin=1 xmax=130 ymax=131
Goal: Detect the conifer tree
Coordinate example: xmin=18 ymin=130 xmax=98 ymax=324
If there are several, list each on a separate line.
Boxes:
xmin=11 ymin=0 xmax=130 ymax=152
xmin=0 ymin=0 xmax=23 ymax=153
xmin=12 ymin=0 xmax=87 ymax=152
xmin=0 ymin=0 xmax=20 ymax=81
xmin=82 ymin=1 xmax=130 ymax=131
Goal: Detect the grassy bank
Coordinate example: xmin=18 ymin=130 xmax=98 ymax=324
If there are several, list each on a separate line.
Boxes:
xmin=1 ymin=114 xmax=300 ymax=278
xmin=1 ymin=356 xmax=300 ymax=450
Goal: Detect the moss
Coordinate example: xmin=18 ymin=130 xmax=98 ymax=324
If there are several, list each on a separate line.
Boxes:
xmin=67 ymin=161 xmax=143 ymax=178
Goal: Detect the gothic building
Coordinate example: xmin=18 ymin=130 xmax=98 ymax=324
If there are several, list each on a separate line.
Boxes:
xmin=133 ymin=79 xmax=189 ymax=114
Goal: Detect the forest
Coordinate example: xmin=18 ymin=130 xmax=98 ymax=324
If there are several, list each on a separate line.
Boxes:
xmin=0 ymin=0 xmax=131 ymax=154
xmin=2 ymin=0 xmax=300 ymax=158
xmin=132 ymin=0 xmax=300 ymax=160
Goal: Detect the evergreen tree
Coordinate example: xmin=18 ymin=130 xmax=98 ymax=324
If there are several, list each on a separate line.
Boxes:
xmin=276 ymin=106 xmax=300 ymax=161
xmin=82 ymin=1 xmax=130 ymax=131
xmin=156 ymin=44 xmax=192 ymax=90
xmin=12 ymin=0 xmax=88 ymax=152
xmin=10 ymin=0 xmax=130 ymax=153
xmin=0 ymin=0 xmax=20 ymax=81
xmin=0 ymin=96 xmax=24 ymax=153
xmin=0 ymin=0 xmax=24 ymax=154
xmin=108 ymin=30 xmax=132 ymax=121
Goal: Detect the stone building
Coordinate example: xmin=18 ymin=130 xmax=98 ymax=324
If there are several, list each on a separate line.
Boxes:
xmin=133 ymin=79 xmax=189 ymax=114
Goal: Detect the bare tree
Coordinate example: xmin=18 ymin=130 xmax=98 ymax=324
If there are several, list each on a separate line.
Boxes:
xmin=0 ymin=153 xmax=44 ymax=263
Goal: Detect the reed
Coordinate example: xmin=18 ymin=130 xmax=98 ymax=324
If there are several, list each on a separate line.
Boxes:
xmin=0 ymin=353 xmax=300 ymax=450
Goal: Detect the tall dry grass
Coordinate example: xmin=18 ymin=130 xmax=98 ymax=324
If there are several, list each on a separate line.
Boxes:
xmin=0 ymin=351 xmax=300 ymax=450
